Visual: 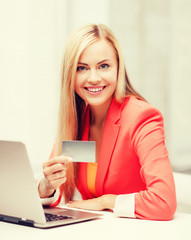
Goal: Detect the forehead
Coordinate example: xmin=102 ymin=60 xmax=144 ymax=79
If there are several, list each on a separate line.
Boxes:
xmin=78 ymin=39 xmax=116 ymax=62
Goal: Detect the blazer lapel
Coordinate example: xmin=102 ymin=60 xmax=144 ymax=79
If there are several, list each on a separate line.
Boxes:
xmin=95 ymin=99 xmax=122 ymax=197
xmin=77 ymin=99 xmax=122 ymax=198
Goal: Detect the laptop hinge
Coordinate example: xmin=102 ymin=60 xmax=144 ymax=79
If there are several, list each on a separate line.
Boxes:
xmin=0 ymin=214 xmax=34 ymax=227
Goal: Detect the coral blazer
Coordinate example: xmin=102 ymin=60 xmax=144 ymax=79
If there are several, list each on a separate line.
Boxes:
xmin=77 ymin=96 xmax=177 ymax=220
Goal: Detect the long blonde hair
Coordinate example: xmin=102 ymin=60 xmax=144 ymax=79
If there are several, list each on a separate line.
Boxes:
xmin=54 ymin=24 xmax=144 ymax=202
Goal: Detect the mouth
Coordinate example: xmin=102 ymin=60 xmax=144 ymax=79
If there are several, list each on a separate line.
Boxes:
xmin=84 ymin=86 xmax=106 ymax=94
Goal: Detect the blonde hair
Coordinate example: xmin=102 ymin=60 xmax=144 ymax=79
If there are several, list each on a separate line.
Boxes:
xmin=54 ymin=24 xmax=144 ymax=202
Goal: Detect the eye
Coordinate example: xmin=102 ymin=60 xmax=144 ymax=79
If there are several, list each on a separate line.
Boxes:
xmin=100 ymin=64 xmax=109 ymax=70
xmin=77 ymin=66 xmax=87 ymax=72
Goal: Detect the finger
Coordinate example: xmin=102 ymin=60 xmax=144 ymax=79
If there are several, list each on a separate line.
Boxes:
xmin=47 ymin=169 xmax=66 ymax=181
xmin=67 ymin=200 xmax=83 ymax=209
xmin=44 ymin=162 xmax=67 ymax=175
xmin=67 ymin=198 xmax=104 ymax=211
xmin=43 ymin=166 xmax=64 ymax=181
xmin=44 ymin=156 xmax=73 ymax=168
xmin=48 ymin=177 xmax=67 ymax=189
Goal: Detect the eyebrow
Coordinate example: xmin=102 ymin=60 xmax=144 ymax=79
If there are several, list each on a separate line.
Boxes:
xmin=78 ymin=59 xmax=111 ymax=65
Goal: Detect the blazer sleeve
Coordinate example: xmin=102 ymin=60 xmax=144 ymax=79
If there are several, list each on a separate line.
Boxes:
xmin=130 ymin=105 xmax=177 ymax=220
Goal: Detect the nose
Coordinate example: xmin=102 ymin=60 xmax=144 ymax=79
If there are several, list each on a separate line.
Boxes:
xmin=87 ymin=69 xmax=101 ymax=84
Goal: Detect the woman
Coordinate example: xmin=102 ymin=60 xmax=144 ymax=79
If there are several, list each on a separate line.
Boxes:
xmin=38 ymin=24 xmax=177 ymax=220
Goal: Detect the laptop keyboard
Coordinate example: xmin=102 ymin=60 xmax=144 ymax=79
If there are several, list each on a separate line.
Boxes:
xmin=45 ymin=213 xmax=73 ymax=222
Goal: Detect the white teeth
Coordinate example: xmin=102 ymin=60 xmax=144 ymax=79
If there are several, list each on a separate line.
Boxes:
xmin=86 ymin=87 xmax=104 ymax=93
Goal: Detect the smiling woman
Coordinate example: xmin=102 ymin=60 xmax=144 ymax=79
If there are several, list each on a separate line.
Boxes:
xmin=38 ymin=24 xmax=177 ymax=221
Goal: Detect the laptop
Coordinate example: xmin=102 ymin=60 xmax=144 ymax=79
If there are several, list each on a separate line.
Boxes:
xmin=0 ymin=140 xmax=102 ymax=228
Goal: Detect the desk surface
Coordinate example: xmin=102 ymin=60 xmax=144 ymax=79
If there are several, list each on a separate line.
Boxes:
xmin=0 ymin=210 xmax=190 ymax=240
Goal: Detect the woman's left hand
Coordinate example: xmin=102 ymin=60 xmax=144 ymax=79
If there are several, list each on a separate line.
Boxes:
xmin=67 ymin=194 xmax=117 ymax=211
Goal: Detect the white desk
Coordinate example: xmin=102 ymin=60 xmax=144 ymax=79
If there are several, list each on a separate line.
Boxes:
xmin=0 ymin=210 xmax=190 ymax=240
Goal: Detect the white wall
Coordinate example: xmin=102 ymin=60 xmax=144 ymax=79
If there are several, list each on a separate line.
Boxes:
xmin=65 ymin=0 xmax=110 ymax=30
xmin=168 ymin=0 xmax=191 ymax=171
xmin=0 ymin=0 xmax=67 ymax=173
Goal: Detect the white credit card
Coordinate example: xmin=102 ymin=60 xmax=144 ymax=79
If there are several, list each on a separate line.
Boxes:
xmin=62 ymin=141 xmax=96 ymax=163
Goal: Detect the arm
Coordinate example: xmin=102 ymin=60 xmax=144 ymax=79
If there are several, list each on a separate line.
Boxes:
xmin=130 ymin=106 xmax=177 ymax=220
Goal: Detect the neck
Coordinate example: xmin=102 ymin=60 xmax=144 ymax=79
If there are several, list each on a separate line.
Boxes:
xmin=89 ymin=99 xmax=112 ymax=128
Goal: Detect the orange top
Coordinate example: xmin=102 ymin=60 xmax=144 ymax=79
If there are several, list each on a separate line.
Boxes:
xmin=87 ymin=163 xmax=98 ymax=197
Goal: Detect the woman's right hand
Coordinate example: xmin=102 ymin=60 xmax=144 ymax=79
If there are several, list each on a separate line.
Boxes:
xmin=38 ymin=156 xmax=72 ymax=198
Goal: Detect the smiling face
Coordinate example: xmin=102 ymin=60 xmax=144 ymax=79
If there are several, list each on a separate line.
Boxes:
xmin=74 ymin=39 xmax=118 ymax=109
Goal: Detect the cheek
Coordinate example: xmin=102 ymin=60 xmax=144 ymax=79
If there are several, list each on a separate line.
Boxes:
xmin=107 ymin=70 xmax=118 ymax=86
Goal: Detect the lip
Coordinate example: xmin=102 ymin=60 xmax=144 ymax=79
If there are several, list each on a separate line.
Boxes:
xmin=84 ymin=86 xmax=106 ymax=94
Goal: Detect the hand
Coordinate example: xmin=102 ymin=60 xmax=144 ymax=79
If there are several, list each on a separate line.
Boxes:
xmin=67 ymin=194 xmax=117 ymax=211
xmin=38 ymin=155 xmax=72 ymax=198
